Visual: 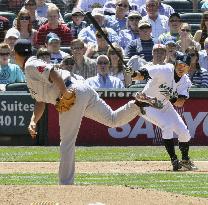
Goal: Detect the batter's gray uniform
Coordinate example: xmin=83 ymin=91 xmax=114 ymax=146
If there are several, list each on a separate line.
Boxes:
xmin=25 ymin=56 xmax=141 ymax=185
xmin=141 ymin=63 xmax=192 ymax=142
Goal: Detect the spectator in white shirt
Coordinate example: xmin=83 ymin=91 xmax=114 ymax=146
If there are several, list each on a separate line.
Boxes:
xmin=76 ymin=0 xmax=107 ymax=12
xmin=199 ymin=37 xmax=208 ymax=71
xmin=142 ymin=0 xmax=169 ymax=42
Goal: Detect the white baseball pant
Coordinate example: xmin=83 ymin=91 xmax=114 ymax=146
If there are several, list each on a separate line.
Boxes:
xmin=59 ymin=83 xmax=141 ymax=185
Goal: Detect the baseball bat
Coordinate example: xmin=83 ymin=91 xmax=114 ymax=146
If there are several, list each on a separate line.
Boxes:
xmin=85 ymin=12 xmax=128 ymax=68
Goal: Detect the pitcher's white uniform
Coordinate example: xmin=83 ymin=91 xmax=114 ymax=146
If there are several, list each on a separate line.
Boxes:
xmin=25 ymin=56 xmax=141 ymax=185
xmin=141 ymin=63 xmax=192 ymax=142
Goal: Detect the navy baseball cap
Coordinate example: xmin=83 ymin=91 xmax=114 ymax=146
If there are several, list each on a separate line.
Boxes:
xmin=46 ymin=32 xmax=60 ymax=43
xmin=14 ymin=39 xmax=32 ymax=56
xmin=176 ymin=53 xmax=191 ymax=66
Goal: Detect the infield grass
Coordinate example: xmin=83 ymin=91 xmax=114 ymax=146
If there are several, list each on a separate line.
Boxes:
xmin=0 ymin=146 xmax=208 ymax=162
xmin=0 ymin=173 xmax=207 ymax=198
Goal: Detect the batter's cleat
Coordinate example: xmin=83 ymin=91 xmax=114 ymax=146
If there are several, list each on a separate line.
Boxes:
xmin=171 ymin=159 xmax=182 ymax=171
xmin=180 ymin=160 xmax=198 ymax=171
xmin=135 ymin=92 xmax=164 ymax=109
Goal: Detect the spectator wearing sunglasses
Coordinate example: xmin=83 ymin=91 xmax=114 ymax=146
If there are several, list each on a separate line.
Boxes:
xmin=158 ymin=13 xmax=181 ymax=45
xmin=70 ymin=39 xmax=97 ymax=79
xmin=0 ymin=42 xmax=25 ymax=90
xmin=106 ymin=0 xmax=130 ymax=33
xmin=139 ymin=0 xmax=175 ymax=17
xmin=119 ymin=11 xmax=142 ymax=49
xmin=186 ymin=46 xmax=208 ymax=88
xmin=78 ymin=8 xmax=120 ymax=46
xmin=67 ymin=8 xmax=87 ymax=39
xmin=125 ymin=20 xmax=155 ymax=61
xmin=14 ymin=9 xmax=37 ymax=47
xmin=86 ymin=55 xmax=124 ymax=88
xmin=176 ymin=23 xmax=201 ymax=54
xmin=199 ymin=37 xmax=208 ymax=71
xmin=85 ymin=29 xmax=110 ymax=59
xmin=4 ymin=28 xmax=20 ymax=64
xmin=142 ymin=0 xmax=169 ymax=42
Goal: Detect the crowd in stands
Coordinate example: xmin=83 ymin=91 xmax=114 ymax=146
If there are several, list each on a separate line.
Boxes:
xmin=0 ymin=0 xmax=208 ymax=91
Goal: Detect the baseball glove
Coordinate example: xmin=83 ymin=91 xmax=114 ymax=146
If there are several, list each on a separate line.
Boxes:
xmin=55 ymin=89 xmax=76 ymax=112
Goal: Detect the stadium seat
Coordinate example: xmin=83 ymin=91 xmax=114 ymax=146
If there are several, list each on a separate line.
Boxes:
xmin=180 ymin=13 xmax=202 ymax=25
xmin=162 ymin=0 xmax=193 ymax=13
xmin=0 ymin=11 xmax=16 ymax=27
xmin=6 ymin=83 xmax=29 ymax=92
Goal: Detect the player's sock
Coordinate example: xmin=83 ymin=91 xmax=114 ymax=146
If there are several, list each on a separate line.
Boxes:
xmin=163 ymin=139 xmax=178 ymax=161
xmin=179 ymin=142 xmax=190 ymax=160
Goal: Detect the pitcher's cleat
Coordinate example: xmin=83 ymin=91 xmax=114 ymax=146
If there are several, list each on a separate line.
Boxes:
xmin=135 ymin=92 xmax=164 ymax=109
xmin=171 ymin=159 xmax=182 ymax=171
xmin=180 ymin=160 xmax=198 ymax=171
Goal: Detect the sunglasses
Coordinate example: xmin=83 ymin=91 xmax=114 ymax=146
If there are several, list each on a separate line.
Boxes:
xmin=116 ymin=3 xmax=129 ymax=8
xmin=20 ymin=16 xmax=30 ymax=20
xmin=97 ymin=61 xmax=109 ymax=65
xmin=139 ymin=26 xmax=151 ymax=29
xmin=181 ymin=29 xmax=190 ymax=32
xmin=0 ymin=52 xmax=10 ymax=56
xmin=72 ymin=13 xmax=84 ymax=17
xmin=169 ymin=19 xmax=180 ymax=23
xmin=71 ymin=46 xmax=84 ymax=50
xmin=128 ymin=16 xmax=141 ymax=21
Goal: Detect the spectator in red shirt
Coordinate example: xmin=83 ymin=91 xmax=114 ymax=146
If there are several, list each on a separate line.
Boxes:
xmin=0 ymin=16 xmax=10 ymax=43
xmin=36 ymin=5 xmax=73 ymax=47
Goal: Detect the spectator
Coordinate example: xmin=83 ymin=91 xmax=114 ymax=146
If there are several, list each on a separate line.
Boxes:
xmin=45 ymin=32 xmax=68 ymax=64
xmin=106 ymin=0 xmax=130 ymax=32
xmin=158 ymin=13 xmax=182 ymax=45
xmin=85 ymin=29 xmax=109 ymax=59
xmin=201 ymin=0 xmax=208 ymax=12
xmin=0 ymin=0 xmax=23 ymax=13
xmin=70 ymin=39 xmax=97 ymax=79
xmin=35 ymin=0 xmax=63 ymax=21
xmin=164 ymin=38 xmax=181 ymax=65
xmin=78 ymin=8 xmax=120 ymax=45
xmin=194 ymin=11 xmax=208 ymax=49
xmin=176 ymin=23 xmax=201 ymax=54
xmin=36 ymin=5 xmax=73 ymax=47
xmin=151 ymin=43 xmax=166 ymax=65
xmin=130 ymin=0 xmax=146 ymax=7
xmin=36 ymin=47 xmax=51 ymax=63
xmin=139 ymin=0 xmax=175 ymax=17
xmin=76 ymin=0 xmax=107 ymax=12
xmin=60 ymin=55 xmax=85 ymax=81
xmin=0 ymin=16 xmax=9 ymax=43
xmin=15 ymin=9 xmax=37 ymax=47
xmin=21 ymin=0 xmax=46 ymax=30
xmin=199 ymin=37 xmax=208 ymax=71
xmin=0 ymin=42 xmax=25 ymax=91
xmin=67 ymin=8 xmax=87 ymax=39
xmin=125 ymin=20 xmax=155 ymax=61
xmin=86 ymin=55 xmax=124 ymax=88
xmin=4 ymin=28 xmax=20 ymax=63
xmin=107 ymin=44 xmax=125 ymax=82
xmin=186 ymin=46 xmax=208 ymax=88
xmin=119 ymin=11 xmax=142 ymax=49
xmin=142 ymin=0 xmax=169 ymax=42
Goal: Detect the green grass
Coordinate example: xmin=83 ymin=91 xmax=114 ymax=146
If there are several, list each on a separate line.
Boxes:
xmin=0 ymin=173 xmax=207 ymax=198
xmin=0 ymin=146 xmax=207 ymax=162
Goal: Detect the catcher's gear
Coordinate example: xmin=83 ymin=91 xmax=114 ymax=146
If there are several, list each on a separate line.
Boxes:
xmin=55 ymin=89 xmax=76 ymax=112
xmin=135 ymin=92 xmax=164 ymax=110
